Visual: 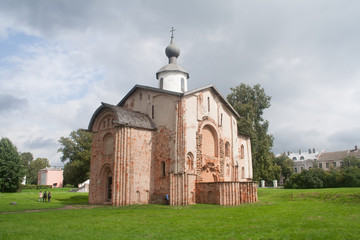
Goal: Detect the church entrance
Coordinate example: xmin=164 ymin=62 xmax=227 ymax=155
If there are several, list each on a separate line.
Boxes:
xmin=107 ymin=177 xmax=112 ymax=201
xmin=100 ymin=164 xmax=113 ymax=203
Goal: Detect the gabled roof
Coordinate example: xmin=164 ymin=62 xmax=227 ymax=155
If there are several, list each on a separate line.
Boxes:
xmin=184 ymin=85 xmax=240 ymax=119
xmin=117 ymin=84 xmax=183 ymax=107
xmin=88 ymin=102 xmax=156 ymax=131
xmin=317 ymin=150 xmax=349 ymax=161
xmin=117 ymin=84 xmax=240 ymax=119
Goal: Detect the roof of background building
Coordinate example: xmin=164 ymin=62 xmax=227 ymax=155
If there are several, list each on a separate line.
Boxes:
xmin=287 ymin=151 xmax=321 ymax=161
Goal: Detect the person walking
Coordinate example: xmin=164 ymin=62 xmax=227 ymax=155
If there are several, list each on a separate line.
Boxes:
xmin=38 ymin=191 xmax=43 ymax=202
xmin=43 ymin=191 xmax=47 ymax=202
xmin=48 ymin=191 xmax=51 ymax=202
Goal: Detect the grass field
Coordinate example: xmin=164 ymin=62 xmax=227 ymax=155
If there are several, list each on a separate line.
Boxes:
xmin=1 ymin=188 xmax=360 ymax=239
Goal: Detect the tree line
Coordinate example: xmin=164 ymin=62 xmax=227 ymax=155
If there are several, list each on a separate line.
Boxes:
xmin=0 ymin=137 xmax=50 ymax=192
xmin=284 ymin=156 xmax=360 ymax=188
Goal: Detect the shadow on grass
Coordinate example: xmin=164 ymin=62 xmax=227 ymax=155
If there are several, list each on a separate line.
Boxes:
xmin=56 ymin=195 xmax=89 ymax=205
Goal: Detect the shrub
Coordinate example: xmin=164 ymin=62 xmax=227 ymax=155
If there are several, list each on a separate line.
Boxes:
xmin=285 ymin=166 xmax=360 ymax=189
xmin=21 ymin=185 xmax=52 ymax=190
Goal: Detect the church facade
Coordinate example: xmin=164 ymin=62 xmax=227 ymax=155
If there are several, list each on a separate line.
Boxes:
xmin=88 ymin=35 xmax=257 ymax=206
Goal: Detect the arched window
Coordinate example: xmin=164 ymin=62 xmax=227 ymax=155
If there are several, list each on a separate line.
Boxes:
xmin=235 ymin=165 xmax=239 ymax=181
xmin=294 ymin=167 xmax=298 ymax=173
xmin=161 ymin=161 xmax=166 ymax=177
xmin=103 ymin=133 xmax=114 ymax=155
xmin=292 ymin=157 xmax=297 ymax=160
xmin=201 ymin=125 xmax=218 ymax=157
xmin=300 ymin=156 xmax=305 ymax=160
xmin=186 ymin=152 xmax=194 ymax=170
xmin=225 ymin=142 xmax=230 ymax=157
xmin=240 ymin=145 xmax=245 ymax=159
xmin=181 ymin=78 xmax=185 ymax=92
xmin=241 ymin=167 xmax=245 ymax=179
xmin=136 ymin=190 xmax=140 ymax=202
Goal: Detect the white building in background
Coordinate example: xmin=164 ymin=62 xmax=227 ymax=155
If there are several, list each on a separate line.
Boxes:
xmin=285 ymin=149 xmax=321 ymax=173
xmin=283 ymin=146 xmax=360 ymax=173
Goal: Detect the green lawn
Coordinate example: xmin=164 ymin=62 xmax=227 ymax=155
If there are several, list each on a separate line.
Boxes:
xmin=1 ymin=188 xmax=360 ymax=239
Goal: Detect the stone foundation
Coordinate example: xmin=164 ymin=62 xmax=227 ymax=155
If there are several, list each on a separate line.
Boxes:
xmin=196 ymin=181 xmax=257 ymax=205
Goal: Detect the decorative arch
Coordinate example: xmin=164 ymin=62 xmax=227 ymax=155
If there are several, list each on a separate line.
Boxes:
xmin=186 ymin=152 xmax=194 ymax=171
xmin=201 ymin=124 xmax=218 ymax=157
xmin=103 ymin=133 xmax=114 ymax=156
xmin=196 ymin=117 xmax=222 ymax=183
xmin=100 ymin=164 xmax=113 ymax=202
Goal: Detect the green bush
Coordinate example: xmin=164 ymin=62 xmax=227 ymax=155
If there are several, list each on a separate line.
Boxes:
xmin=64 ymin=184 xmax=74 ymax=188
xmin=21 ymin=184 xmax=52 ymax=190
xmin=285 ymin=167 xmax=360 ymax=189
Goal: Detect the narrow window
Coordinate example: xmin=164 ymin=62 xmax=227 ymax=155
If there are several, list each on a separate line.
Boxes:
xmin=241 ymin=145 xmax=245 ymax=159
xmin=326 ymin=163 xmax=329 ymax=168
xmin=136 ymin=191 xmax=140 ymax=202
xmin=152 ymin=105 xmax=154 ymax=119
xmin=161 ymin=161 xmax=166 ymax=177
xmin=207 ymin=97 xmax=210 ymax=112
xmin=319 ymin=163 xmax=322 ymax=168
xmin=220 ymin=113 xmax=223 ymax=126
xmin=139 ymin=93 xmax=142 ymax=101
xmin=225 ymin=142 xmax=230 ymax=157
xmin=181 ymin=78 xmax=185 ymax=92
xmin=333 ymin=162 xmax=336 ymax=167
xmin=294 ymin=167 xmax=297 ymax=173
xmin=160 ymin=78 xmax=164 ymax=89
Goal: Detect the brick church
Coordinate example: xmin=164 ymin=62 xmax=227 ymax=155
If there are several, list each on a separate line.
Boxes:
xmin=88 ymin=33 xmax=257 ymax=206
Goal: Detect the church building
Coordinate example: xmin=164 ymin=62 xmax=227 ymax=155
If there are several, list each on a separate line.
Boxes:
xmin=88 ymin=33 xmax=257 ymax=206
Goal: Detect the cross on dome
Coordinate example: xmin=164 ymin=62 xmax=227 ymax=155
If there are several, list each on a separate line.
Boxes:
xmin=170 ymin=27 xmax=175 ymax=38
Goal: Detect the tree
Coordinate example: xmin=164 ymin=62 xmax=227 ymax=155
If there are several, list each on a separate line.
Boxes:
xmin=227 ymin=83 xmax=279 ymax=182
xmin=274 ymin=154 xmax=294 ymax=182
xmin=342 ymin=156 xmax=360 ymax=168
xmin=58 ymin=129 xmax=92 ymax=186
xmin=0 ymin=137 xmax=25 ymax=192
xmin=20 ymin=152 xmax=33 ymax=183
xmin=27 ymin=158 xmax=50 ymax=184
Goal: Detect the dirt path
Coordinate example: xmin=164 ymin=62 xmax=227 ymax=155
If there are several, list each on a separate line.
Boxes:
xmin=1 ymin=205 xmax=96 ymax=214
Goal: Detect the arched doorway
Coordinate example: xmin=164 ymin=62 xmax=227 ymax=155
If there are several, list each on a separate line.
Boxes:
xmin=100 ymin=164 xmax=113 ymax=203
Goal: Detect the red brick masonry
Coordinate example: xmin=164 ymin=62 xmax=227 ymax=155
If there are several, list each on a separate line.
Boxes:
xmin=196 ymin=181 xmax=258 ymax=205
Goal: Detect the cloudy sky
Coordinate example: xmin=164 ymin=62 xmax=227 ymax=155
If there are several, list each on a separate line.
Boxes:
xmin=1 ymin=0 xmax=359 ymax=166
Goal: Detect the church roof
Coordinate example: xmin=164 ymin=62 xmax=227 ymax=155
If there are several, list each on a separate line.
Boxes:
xmin=117 ymin=84 xmax=183 ymax=106
xmin=184 ymin=85 xmax=240 ymax=119
xmin=88 ymin=102 xmax=156 ymax=131
xmin=117 ymin=84 xmax=240 ymax=119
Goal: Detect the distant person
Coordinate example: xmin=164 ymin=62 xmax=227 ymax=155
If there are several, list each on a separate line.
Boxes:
xmin=43 ymin=191 xmax=47 ymax=202
xmin=39 ymin=191 xmax=43 ymax=202
xmin=48 ymin=192 xmax=51 ymax=202
xmin=165 ymin=194 xmax=169 ymax=205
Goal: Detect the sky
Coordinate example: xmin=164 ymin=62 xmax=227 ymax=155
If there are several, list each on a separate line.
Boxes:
xmin=1 ymin=0 xmax=360 ymax=166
